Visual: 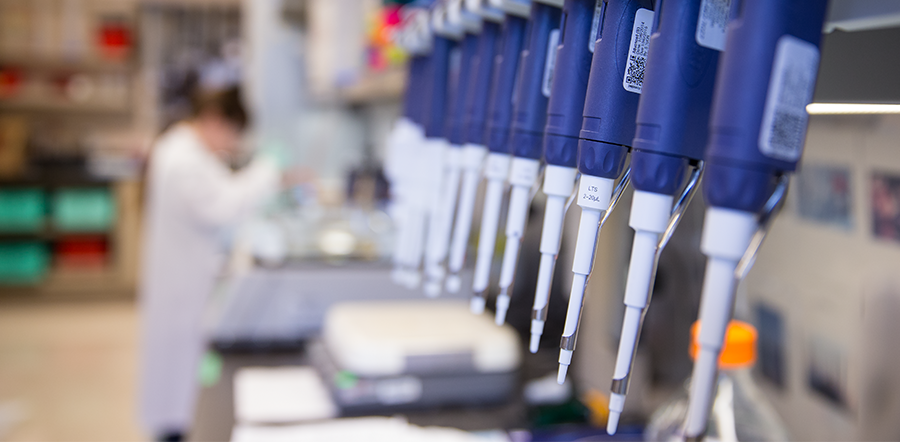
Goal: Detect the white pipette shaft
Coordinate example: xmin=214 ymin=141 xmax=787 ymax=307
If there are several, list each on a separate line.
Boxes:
xmin=402 ymin=203 xmax=427 ymax=288
xmin=424 ymin=147 xmax=462 ymax=297
xmin=471 ymin=152 xmax=511 ymax=313
xmin=447 ymin=144 xmax=487 ymax=293
xmin=495 ymin=158 xmax=541 ymax=325
xmin=388 ymin=121 xmax=423 ymax=285
xmin=530 ymin=165 xmax=577 ymax=353
xmin=607 ymin=191 xmax=673 ymax=434
xmin=495 ymin=185 xmax=529 ymax=323
xmin=683 ymin=207 xmax=758 ymax=438
xmin=558 ymin=175 xmax=616 ymax=382
xmin=557 ymin=208 xmax=600 ymax=381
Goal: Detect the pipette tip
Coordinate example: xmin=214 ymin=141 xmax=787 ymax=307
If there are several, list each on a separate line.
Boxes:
xmin=445 ymin=274 xmax=461 ymax=293
xmin=557 ymin=364 xmax=568 ymax=384
xmin=423 ymin=280 xmax=441 ymax=298
xmin=606 ymin=411 xmax=621 ymax=435
xmin=494 ymin=293 xmax=510 ymax=325
xmin=529 ymin=333 xmax=540 ymax=353
xmin=399 ymin=269 xmax=420 ymax=289
xmin=470 ymin=296 xmax=486 ymax=314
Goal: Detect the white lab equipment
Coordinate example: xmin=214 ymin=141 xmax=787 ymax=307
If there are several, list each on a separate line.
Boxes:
xmin=312 ymin=300 xmax=521 ymax=411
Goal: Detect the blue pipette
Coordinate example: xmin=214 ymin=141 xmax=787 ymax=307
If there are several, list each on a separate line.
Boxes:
xmin=528 ymin=0 xmax=596 ymax=352
xmin=557 ymin=0 xmax=654 ymax=383
xmin=608 ymin=0 xmax=725 ymax=433
xmin=469 ymin=2 xmax=531 ymax=314
xmin=684 ymin=1 xmax=828 ymax=437
xmin=493 ymin=0 xmax=563 ymax=325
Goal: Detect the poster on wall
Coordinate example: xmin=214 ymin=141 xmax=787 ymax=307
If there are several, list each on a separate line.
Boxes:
xmin=807 ymin=335 xmax=848 ymax=409
xmin=794 ymin=164 xmax=853 ymax=230
xmin=756 ymin=303 xmax=786 ymax=389
xmin=871 ymin=171 xmax=900 ymax=243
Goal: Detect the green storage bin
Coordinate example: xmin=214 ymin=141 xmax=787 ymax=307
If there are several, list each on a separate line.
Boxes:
xmin=52 ymin=188 xmax=116 ymax=232
xmin=0 ymin=188 xmax=46 ymax=232
xmin=0 ymin=242 xmax=50 ymax=285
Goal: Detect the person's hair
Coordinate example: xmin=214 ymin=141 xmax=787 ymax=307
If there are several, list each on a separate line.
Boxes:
xmin=190 ymin=86 xmax=249 ymax=130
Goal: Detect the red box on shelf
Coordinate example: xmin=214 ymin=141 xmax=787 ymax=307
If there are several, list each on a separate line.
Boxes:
xmin=54 ymin=235 xmax=108 ymax=270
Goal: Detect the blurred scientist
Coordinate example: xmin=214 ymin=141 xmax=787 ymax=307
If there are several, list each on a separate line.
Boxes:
xmin=138 ymin=86 xmax=281 ymax=441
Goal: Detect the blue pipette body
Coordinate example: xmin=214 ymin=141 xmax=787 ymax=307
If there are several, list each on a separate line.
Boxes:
xmin=542 ymin=0 xmax=596 ymax=167
xmin=630 ymin=0 xmax=721 ymax=194
xmin=445 ymin=34 xmax=480 ymax=144
xmin=704 ymin=0 xmax=828 ymax=210
xmin=464 ymin=22 xmax=503 ymax=145
xmin=403 ymin=55 xmax=429 ymax=124
xmin=486 ymin=15 xmax=529 ymax=154
xmin=510 ymin=2 xmax=562 ymax=160
xmin=423 ymin=35 xmax=455 ymax=138
xmin=578 ymin=0 xmax=653 ymax=179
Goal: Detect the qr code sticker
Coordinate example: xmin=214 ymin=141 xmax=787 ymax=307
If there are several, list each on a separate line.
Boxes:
xmin=767 ymin=109 xmax=807 ymax=157
xmin=623 ymin=8 xmax=654 ymax=94
xmin=759 ymin=35 xmax=820 ymax=161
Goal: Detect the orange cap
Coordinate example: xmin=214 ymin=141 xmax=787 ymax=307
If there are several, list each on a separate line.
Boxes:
xmin=690 ymin=320 xmax=757 ymax=370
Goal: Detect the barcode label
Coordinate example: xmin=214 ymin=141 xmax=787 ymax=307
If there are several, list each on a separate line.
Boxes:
xmin=542 ymin=29 xmax=560 ymax=98
xmin=696 ymin=0 xmax=731 ymax=51
xmin=623 ymin=8 xmax=654 ymax=94
xmin=588 ymin=0 xmax=606 ymax=54
xmin=759 ymin=35 xmax=820 ymax=162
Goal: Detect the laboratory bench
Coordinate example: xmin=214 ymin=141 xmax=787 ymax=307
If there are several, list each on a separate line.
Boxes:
xmin=192 ymin=263 xmax=625 ymax=441
xmin=188 ymin=347 xmax=576 ymax=442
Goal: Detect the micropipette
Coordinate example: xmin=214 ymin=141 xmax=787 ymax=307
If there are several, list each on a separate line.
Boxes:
xmin=493 ymin=0 xmax=562 ymax=325
xmin=683 ymin=0 xmax=827 ymax=438
xmin=528 ymin=0 xmax=596 ymax=352
xmin=607 ymin=0 xmax=725 ymax=433
xmin=403 ymin=5 xmax=457 ymax=290
xmin=445 ymin=2 xmax=504 ymax=294
xmin=469 ymin=2 xmax=531 ymax=314
xmin=556 ymin=0 xmax=654 ymax=383
xmin=388 ymin=54 xmax=427 ymax=286
xmin=389 ymin=4 xmax=436 ymax=288
xmin=422 ymin=1 xmax=481 ymax=297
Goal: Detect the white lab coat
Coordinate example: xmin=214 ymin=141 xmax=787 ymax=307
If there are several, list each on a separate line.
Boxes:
xmin=138 ymin=124 xmax=278 ymax=434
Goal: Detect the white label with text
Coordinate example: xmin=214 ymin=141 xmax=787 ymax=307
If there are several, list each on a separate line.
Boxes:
xmin=623 ymin=8 xmax=654 ymax=94
xmin=696 ymin=0 xmax=731 ymax=51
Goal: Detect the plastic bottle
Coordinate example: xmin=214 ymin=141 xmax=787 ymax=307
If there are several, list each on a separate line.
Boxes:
xmin=644 ymin=321 xmax=789 ymax=442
